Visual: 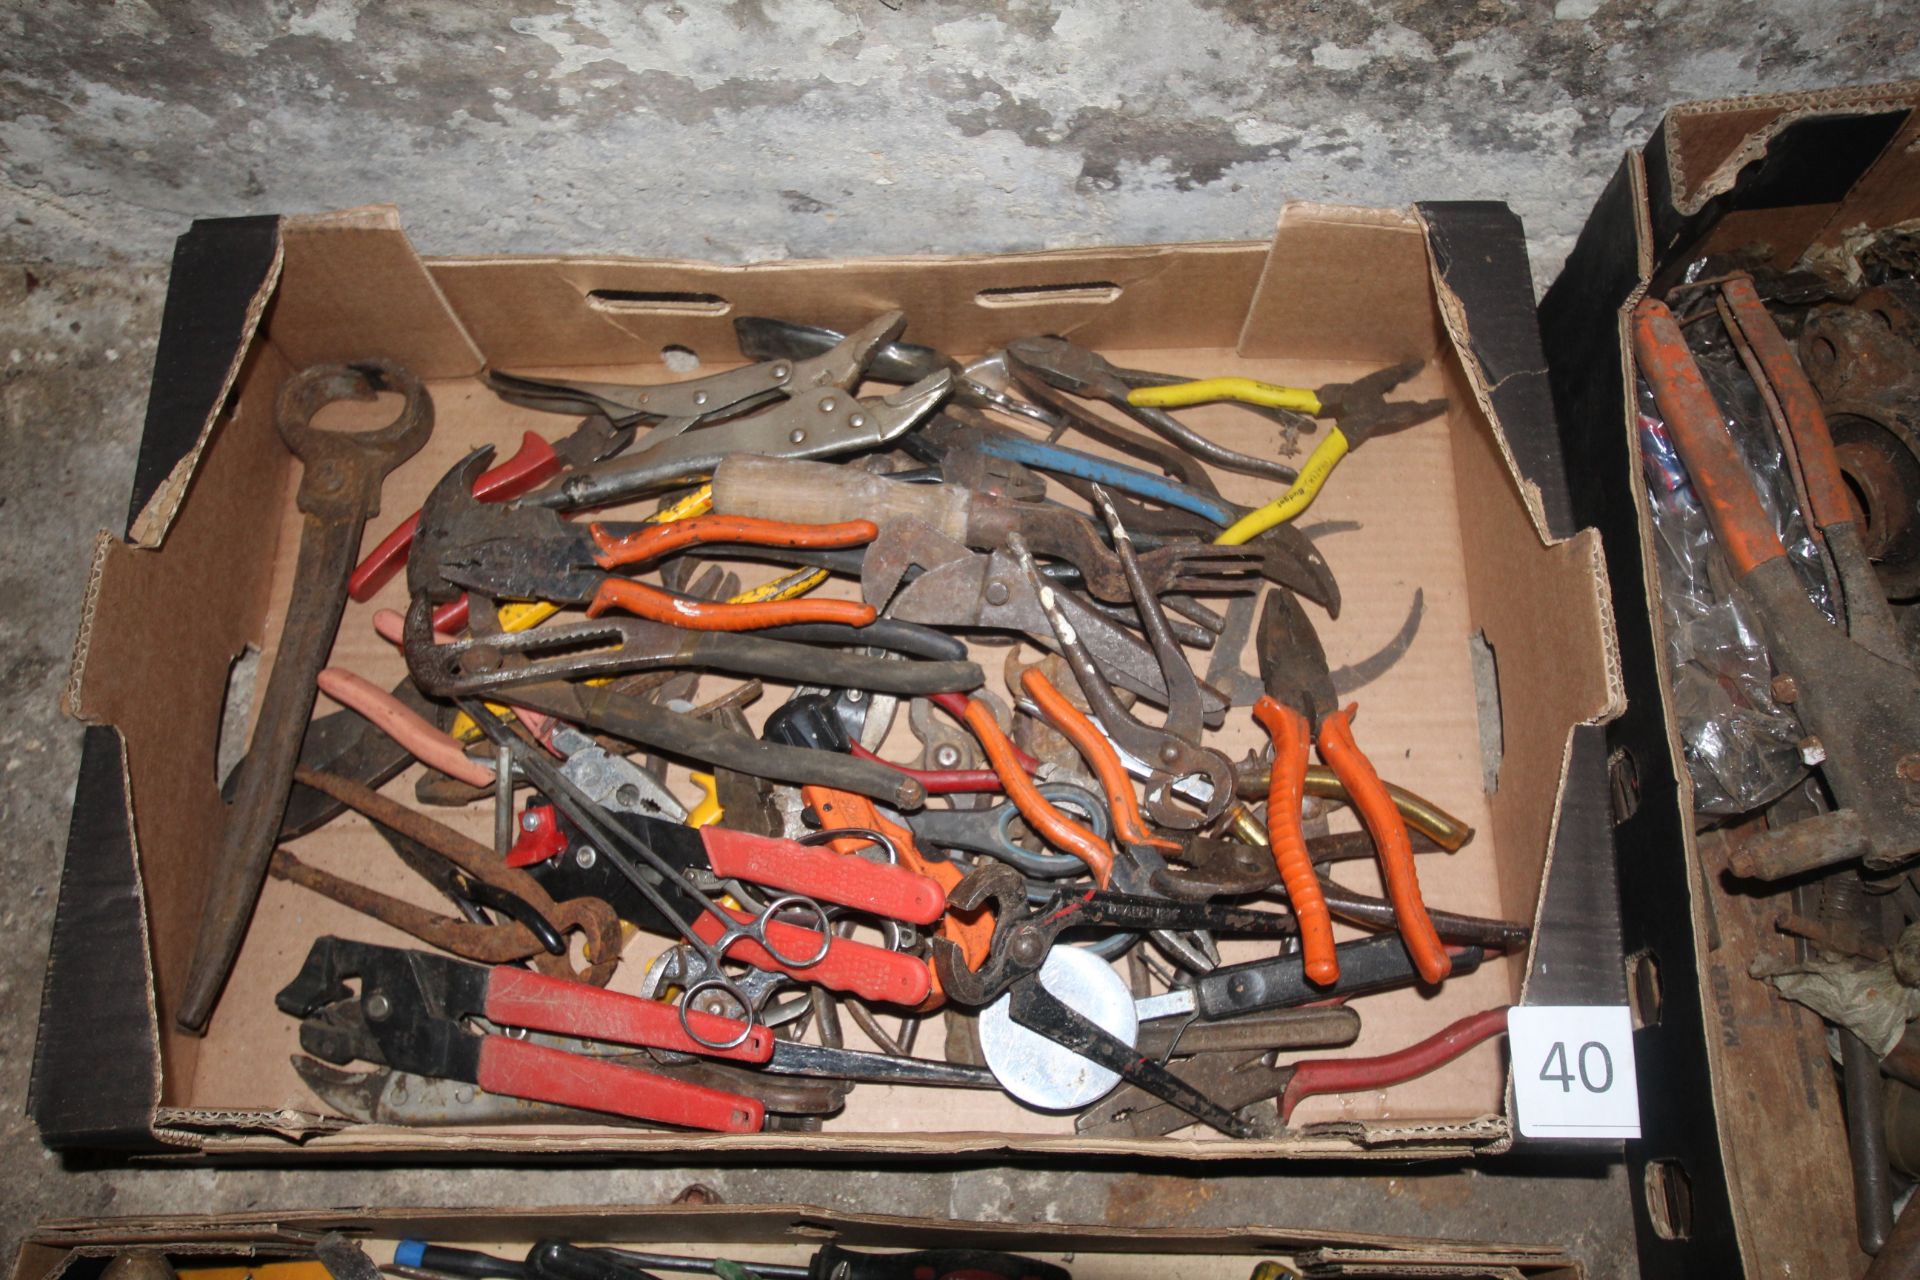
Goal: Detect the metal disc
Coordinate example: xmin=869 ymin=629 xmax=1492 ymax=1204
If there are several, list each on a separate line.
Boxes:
xmin=979 ymin=945 xmax=1139 ymax=1111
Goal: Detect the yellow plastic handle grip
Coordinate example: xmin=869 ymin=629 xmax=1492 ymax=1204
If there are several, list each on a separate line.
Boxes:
xmin=1214 ymin=427 xmax=1350 ymax=546
xmin=1128 ymin=377 xmax=1323 ymax=415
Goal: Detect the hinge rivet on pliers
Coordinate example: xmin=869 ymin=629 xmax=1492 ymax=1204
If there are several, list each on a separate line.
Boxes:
xmin=364 ymin=992 xmax=393 ymax=1021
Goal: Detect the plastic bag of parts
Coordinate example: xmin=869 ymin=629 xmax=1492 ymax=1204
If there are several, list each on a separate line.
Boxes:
xmin=1636 ymin=295 xmax=1840 ymax=814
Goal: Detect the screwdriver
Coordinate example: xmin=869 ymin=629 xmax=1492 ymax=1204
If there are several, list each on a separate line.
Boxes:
xmin=396 ymin=1239 xmax=1072 ymax=1280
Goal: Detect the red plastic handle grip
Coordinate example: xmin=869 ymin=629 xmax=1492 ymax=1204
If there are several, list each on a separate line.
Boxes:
xmin=701 ymin=828 xmax=947 ymax=925
xmin=474 ymin=1034 xmax=764 ymax=1132
xmin=690 ymin=909 xmax=932 ymax=1007
xmin=1279 ymin=1005 xmax=1510 ymax=1122
xmin=484 ymin=964 xmax=773 ymax=1063
xmin=349 ymin=431 xmax=563 ymax=602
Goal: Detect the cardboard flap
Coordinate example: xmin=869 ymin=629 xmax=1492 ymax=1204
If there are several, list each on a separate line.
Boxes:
xmin=273 ymin=206 xmax=483 ymax=378
xmin=126 ymin=216 xmax=282 ymax=548
xmin=61 ymin=338 xmax=299 ymax=1093
xmin=1238 ymin=203 xmax=1441 ymax=363
xmin=1660 ymin=80 xmax=1920 ymax=214
xmin=427 ymin=242 xmax=1268 ymax=371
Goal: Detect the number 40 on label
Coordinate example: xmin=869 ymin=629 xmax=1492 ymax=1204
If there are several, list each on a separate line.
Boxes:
xmin=1508 ymin=1006 xmax=1640 ymax=1140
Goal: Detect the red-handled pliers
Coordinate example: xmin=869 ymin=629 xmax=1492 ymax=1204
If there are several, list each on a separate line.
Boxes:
xmin=1256 ymin=589 xmax=1449 ymax=986
xmin=276 ymin=935 xmax=769 ymax=1133
xmin=438 ymin=500 xmax=880 ymax=632
xmin=349 ymin=416 xmax=636 ymax=602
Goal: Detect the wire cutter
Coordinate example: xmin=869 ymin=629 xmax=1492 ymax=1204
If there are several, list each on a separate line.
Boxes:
xmin=1253 ymin=588 xmax=1450 ymax=985
xmin=424 ymin=448 xmax=880 ymax=631
xmin=276 ymin=936 xmax=775 ymax=1132
xmin=1005 ymin=337 xmax=1299 ymax=484
xmin=930 ymin=863 xmax=1295 ymax=1137
xmin=1127 ymin=363 xmax=1447 ymax=545
xmin=1008 ymin=511 xmax=1234 ymax=829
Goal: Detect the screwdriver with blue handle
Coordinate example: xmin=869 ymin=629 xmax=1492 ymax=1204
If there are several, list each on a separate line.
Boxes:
xmin=393 ymin=1238 xmax=1071 ymax=1280
xmin=1127 ymin=359 xmax=1446 ymax=545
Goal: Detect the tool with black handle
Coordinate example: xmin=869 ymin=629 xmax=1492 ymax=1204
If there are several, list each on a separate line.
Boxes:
xmin=398 ymin=1238 xmax=1070 ymax=1280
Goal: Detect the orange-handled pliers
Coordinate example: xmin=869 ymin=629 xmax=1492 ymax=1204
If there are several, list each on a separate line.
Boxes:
xmin=938 ymin=691 xmax=1116 ymax=888
xmin=438 ymin=510 xmax=880 ymax=632
xmin=1018 ymin=667 xmax=1174 ymax=856
xmin=800 ymin=784 xmax=990 ymax=1010
xmin=1256 ymin=590 xmax=1449 ymax=986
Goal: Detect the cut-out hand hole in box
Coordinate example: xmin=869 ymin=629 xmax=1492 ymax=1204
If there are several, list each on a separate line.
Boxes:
xmin=976 ymin=281 xmax=1123 ymax=308
xmin=586 ymin=289 xmax=732 ymax=317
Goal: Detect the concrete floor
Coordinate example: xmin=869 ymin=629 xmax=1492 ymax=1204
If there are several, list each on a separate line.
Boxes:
xmin=18 ymin=2 xmax=1920 ymax=1270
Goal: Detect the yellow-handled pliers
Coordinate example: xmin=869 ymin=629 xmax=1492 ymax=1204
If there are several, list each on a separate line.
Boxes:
xmin=1128 ymin=360 xmax=1446 ymax=545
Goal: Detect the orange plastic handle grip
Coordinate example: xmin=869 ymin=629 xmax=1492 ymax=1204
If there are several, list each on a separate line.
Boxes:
xmin=801 ymin=784 xmax=988 ymax=1008
xmin=1019 ymin=668 xmax=1173 ymax=853
xmin=962 ymin=697 xmax=1115 ymax=888
xmin=1252 ymin=696 xmax=1338 ymax=986
xmin=1316 ymin=704 xmax=1450 ymax=985
xmin=586 ymin=579 xmax=877 ymax=630
xmin=591 ymin=515 xmax=878 ymax=568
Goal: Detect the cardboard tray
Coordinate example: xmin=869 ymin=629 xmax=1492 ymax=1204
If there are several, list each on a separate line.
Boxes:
xmin=14 ymin=1203 xmax=1583 ymax=1280
xmin=1539 ymin=80 xmax=1920 ymax=1280
xmin=32 ymin=200 xmax=1620 ymax=1159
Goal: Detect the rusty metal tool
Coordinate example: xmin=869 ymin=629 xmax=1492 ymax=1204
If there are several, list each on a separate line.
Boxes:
xmin=475 ymin=706 xmax=931 ymax=1015
xmin=934 ymin=864 xmax=1295 ymax=1137
xmin=349 ymin=415 xmax=635 ymax=602
xmin=1719 ymin=275 xmax=1904 ymax=661
xmin=863 ymin=522 xmax=1227 ymax=718
xmin=1006 ymin=336 xmax=1299 ymax=484
xmin=1635 ymin=297 xmax=1920 ymax=874
xmin=277 ymin=936 xmax=772 ymax=1132
xmin=425 ymin=449 xmax=880 ymax=631
xmin=280 ymin=766 xmax=624 ymax=982
xmin=494 ymin=311 xmax=908 ymax=425
xmin=518 ymin=365 xmax=953 ymax=511
xmin=179 ymin=362 xmax=433 ymax=1032
xmin=507 ymin=800 xmax=947 ymax=927
xmin=1076 ymin=1005 xmax=1509 ymax=1138
xmin=1254 ymin=587 xmax=1450 ymax=985
xmin=710 ymin=454 xmax=1264 ymax=606
xmin=1010 ymin=518 xmax=1234 ymax=829
xmin=908 ymin=415 xmax=1341 ymax=615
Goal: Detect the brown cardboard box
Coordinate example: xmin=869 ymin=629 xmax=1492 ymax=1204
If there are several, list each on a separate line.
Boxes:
xmin=1540 ymin=80 xmax=1920 ymax=1280
xmin=13 ymin=1204 xmax=1583 ymax=1280
xmin=33 ymin=200 xmax=1619 ymax=1159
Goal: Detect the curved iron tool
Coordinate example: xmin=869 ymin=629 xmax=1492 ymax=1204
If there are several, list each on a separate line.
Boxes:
xmin=180 ymin=361 xmax=433 ymax=1033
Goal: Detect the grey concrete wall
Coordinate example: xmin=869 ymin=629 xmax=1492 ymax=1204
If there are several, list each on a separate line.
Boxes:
xmin=5 ymin=1 xmax=1918 ymax=289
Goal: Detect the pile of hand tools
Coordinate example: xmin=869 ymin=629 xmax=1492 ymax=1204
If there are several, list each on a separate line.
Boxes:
xmin=179 ymin=307 xmax=1524 ymax=1139
xmin=1631 ymin=243 xmax=1920 ymax=1256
